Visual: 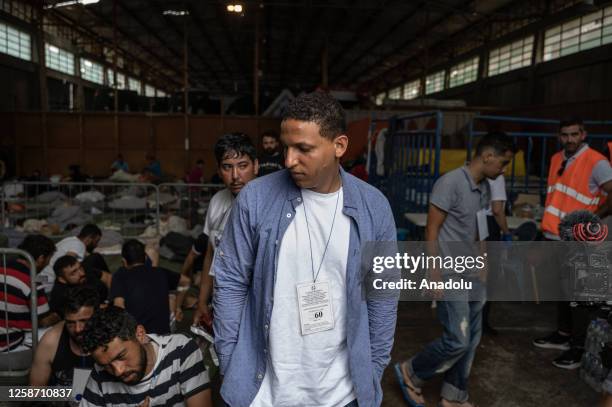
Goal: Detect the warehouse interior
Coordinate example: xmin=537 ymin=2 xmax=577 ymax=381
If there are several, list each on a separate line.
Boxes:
xmin=1 ymin=0 xmax=612 ymax=406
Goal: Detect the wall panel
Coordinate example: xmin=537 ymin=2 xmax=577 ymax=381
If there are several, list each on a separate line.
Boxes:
xmin=47 ymin=114 xmax=79 ymax=148
xmin=83 ymin=115 xmax=115 ymax=149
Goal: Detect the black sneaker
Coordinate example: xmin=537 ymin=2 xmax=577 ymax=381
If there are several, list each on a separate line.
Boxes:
xmin=532 ymin=331 xmax=571 ymax=350
xmin=552 ymin=347 xmax=584 ymax=370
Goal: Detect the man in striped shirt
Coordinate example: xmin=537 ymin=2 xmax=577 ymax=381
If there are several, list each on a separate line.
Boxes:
xmin=80 ymin=306 xmax=211 ymax=407
xmin=0 ymin=234 xmax=60 ymax=352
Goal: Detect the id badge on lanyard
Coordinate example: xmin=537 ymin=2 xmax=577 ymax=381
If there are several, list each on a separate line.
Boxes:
xmin=296 ymin=281 xmax=335 ymax=335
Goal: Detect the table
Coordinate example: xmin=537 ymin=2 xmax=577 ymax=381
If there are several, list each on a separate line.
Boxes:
xmin=404 ymin=212 xmax=540 ymax=230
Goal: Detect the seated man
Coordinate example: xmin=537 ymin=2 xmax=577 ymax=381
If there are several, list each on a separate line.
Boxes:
xmin=0 ymin=234 xmax=60 ymax=352
xmin=174 ymin=233 xmax=208 ymax=322
xmin=110 ymin=240 xmax=190 ymax=334
xmin=141 ymin=152 xmax=162 ymax=182
xmin=80 ymin=306 xmax=211 ymax=407
xmin=49 ymin=256 xmax=109 ymax=316
xmin=30 ymin=286 xmax=98 ymax=386
xmin=38 ymin=224 xmax=111 ymax=295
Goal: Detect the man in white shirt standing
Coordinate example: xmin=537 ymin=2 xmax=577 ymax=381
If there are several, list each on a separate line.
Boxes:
xmin=213 ymin=92 xmax=398 ymax=407
xmin=191 ymin=133 xmax=259 ymax=325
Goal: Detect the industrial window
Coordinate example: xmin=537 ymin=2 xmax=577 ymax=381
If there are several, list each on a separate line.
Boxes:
xmin=375 ymin=92 xmax=385 ymax=106
xmin=128 ymin=77 xmax=141 ymax=94
xmin=403 ymin=79 xmax=421 ymax=100
xmin=156 ymin=89 xmax=166 ymax=98
xmin=106 ymin=70 xmax=126 ymax=88
xmin=488 ymin=36 xmax=534 ymax=76
xmin=145 ymin=84 xmax=155 ymax=97
xmin=0 ymin=22 xmax=31 ymax=61
xmin=388 ymin=86 xmax=402 ymax=100
xmin=80 ymin=58 xmax=103 ymax=84
xmin=105 ymin=69 xmax=113 ymax=86
xmin=45 ymin=43 xmax=74 ymax=75
xmin=449 ymin=57 xmax=479 ymax=88
xmin=544 ymin=6 xmax=612 ymax=61
xmin=425 ymin=70 xmax=445 ymax=95
xmin=116 ymin=72 xmax=126 ymax=89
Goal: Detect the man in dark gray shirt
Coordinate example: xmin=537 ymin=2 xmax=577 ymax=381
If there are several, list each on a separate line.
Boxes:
xmin=394 ymin=132 xmax=514 ymax=407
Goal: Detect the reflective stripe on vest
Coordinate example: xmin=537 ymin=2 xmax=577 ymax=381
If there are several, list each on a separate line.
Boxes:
xmin=541 ymin=147 xmax=606 ymax=237
xmin=544 ymin=205 xmax=567 ymax=219
xmin=546 ymin=182 xmax=601 ymax=206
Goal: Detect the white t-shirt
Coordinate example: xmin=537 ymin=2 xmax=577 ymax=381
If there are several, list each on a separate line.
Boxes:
xmin=250 ymin=188 xmax=355 ymax=407
xmin=37 ymin=236 xmax=86 ymax=294
xmin=485 ymin=175 xmax=507 ymax=216
xmin=204 ymin=188 xmax=234 ymax=276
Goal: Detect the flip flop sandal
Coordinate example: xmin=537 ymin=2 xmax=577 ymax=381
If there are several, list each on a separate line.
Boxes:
xmin=394 ymin=362 xmax=425 ymax=407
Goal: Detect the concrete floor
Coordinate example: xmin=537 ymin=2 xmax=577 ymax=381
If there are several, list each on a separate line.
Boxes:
xmin=385 ymin=302 xmax=600 ymax=407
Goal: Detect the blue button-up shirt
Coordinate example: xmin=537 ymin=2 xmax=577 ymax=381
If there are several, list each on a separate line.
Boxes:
xmin=213 ymin=167 xmax=398 ymax=407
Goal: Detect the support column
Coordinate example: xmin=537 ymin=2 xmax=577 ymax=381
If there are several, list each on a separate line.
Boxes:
xmin=183 ymin=16 xmax=190 ymax=170
xmin=36 ymin=4 xmax=49 ymax=175
xmin=253 ymin=4 xmax=261 ymax=116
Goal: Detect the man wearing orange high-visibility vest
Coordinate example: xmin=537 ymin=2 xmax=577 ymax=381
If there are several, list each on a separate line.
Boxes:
xmin=533 ymin=117 xmax=612 ymax=370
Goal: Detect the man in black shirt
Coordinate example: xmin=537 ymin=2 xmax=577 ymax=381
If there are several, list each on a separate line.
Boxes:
xmin=257 ymin=130 xmax=284 ymax=176
xmin=110 ymin=240 xmax=190 ymax=334
xmin=30 ymin=286 xmax=98 ymax=386
xmin=50 ymin=255 xmax=109 ymax=316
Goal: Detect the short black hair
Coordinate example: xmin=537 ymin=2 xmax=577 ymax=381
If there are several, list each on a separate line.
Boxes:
xmin=282 ymin=91 xmax=346 ymax=140
xmin=17 ymin=234 xmax=55 ymax=260
xmin=63 ymin=286 xmax=100 ymax=317
xmin=81 ymin=306 xmax=137 ymax=354
xmin=121 ymin=239 xmax=146 ymax=266
xmin=475 ymin=132 xmax=515 ymax=157
xmin=214 ymin=132 xmax=257 ymax=165
xmin=78 ymin=224 xmax=102 ymax=239
xmin=560 ymin=117 xmax=584 ymax=131
xmin=261 ymin=130 xmax=279 ymax=141
xmin=53 ymin=255 xmax=78 ymax=278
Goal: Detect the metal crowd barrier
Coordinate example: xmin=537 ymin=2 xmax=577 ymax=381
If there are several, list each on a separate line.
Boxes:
xmin=379 ymin=111 xmax=443 ymax=222
xmin=157 ymin=183 xmax=226 ymax=232
xmin=468 ymin=115 xmax=612 ymax=205
xmin=1 ymin=181 xmax=226 ymax=239
xmin=0 ymin=248 xmax=37 ymax=377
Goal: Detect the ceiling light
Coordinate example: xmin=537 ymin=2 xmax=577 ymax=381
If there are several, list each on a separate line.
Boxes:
xmin=163 ymin=10 xmax=189 ymax=16
xmin=45 ymin=0 xmax=99 ymax=9
xmin=227 ymin=4 xmax=243 ymax=13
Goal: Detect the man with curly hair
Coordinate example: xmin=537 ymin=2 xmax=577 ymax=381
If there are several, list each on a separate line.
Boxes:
xmin=79 ymin=306 xmax=211 ymax=407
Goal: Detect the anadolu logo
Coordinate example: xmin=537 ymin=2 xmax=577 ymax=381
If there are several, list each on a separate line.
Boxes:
xmin=573 ymin=222 xmax=608 ymax=242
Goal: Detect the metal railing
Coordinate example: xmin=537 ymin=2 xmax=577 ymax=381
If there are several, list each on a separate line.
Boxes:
xmin=0 ymin=248 xmax=37 ymax=376
xmin=371 ymin=111 xmax=443 ymax=222
xmin=1 ymin=181 xmax=225 ymax=238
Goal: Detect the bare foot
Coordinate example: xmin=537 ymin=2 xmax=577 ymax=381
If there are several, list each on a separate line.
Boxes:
xmin=400 ymin=361 xmax=425 ymax=405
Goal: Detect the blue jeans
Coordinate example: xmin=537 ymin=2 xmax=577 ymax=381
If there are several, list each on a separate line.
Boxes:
xmin=407 ymin=299 xmax=485 ymax=403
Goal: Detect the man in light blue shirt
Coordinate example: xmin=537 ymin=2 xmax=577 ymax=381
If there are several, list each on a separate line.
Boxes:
xmin=213 ymin=92 xmax=399 ymax=407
